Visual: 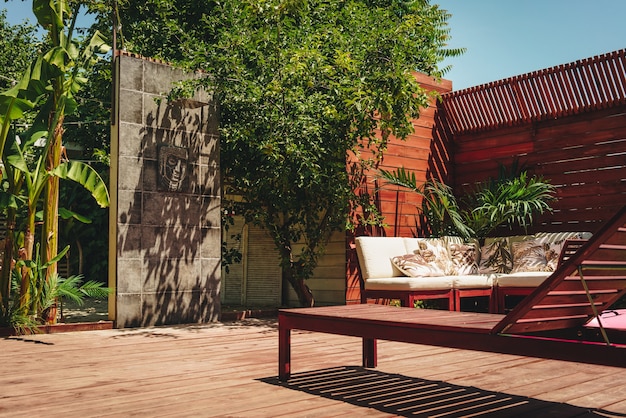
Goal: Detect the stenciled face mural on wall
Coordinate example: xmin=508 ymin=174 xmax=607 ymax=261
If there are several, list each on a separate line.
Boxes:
xmin=158 ymin=145 xmax=189 ymax=192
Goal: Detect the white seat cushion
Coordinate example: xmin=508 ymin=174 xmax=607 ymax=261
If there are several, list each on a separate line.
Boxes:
xmin=495 ymin=271 xmax=552 ymax=287
xmin=364 ymin=276 xmax=454 ymax=291
xmin=453 ymin=274 xmax=494 ymax=289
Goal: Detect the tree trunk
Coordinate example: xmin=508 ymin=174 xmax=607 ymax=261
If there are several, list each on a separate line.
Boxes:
xmin=282 ymin=265 xmax=314 ymax=308
xmin=295 ymin=277 xmax=314 ymax=307
xmin=18 ymin=240 xmax=31 ymax=315
xmin=43 ymin=124 xmax=62 ymax=278
xmin=275 ymin=231 xmax=315 ymax=307
xmin=0 ymin=210 xmax=16 ymax=314
xmin=41 ymin=116 xmax=63 ymax=324
xmin=19 ymin=205 xmax=38 ymax=315
xmin=42 ymin=303 xmax=58 ymax=325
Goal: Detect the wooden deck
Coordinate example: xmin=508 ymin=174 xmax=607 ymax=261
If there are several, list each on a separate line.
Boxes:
xmin=3 ymin=318 xmax=626 ymax=417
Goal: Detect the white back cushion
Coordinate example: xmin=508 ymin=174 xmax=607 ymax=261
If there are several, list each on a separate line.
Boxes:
xmin=355 ymin=237 xmax=408 ymax=279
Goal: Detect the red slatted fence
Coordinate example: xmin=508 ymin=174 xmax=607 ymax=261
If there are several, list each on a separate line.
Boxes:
xmin=441 ymin=49 xmax=626 ymax=135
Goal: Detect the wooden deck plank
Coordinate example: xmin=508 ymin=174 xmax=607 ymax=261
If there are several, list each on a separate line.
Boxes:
xmin=3 ymin=319 xmax=626 ymax=417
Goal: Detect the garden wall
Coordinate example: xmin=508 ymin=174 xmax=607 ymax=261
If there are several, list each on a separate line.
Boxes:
xmin=109 ymin=53 xmax=221 ymax=327
xmin=448 ymin=106 xmax=626 ymax=234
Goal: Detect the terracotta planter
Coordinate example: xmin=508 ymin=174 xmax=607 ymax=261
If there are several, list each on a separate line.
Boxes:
xmin=0 ymin=320 xmax=114 ymax=337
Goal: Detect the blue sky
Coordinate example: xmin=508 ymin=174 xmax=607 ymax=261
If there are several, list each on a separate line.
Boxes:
xmin=437 ymin=0 xmax=626 ymax=90
xmin=2 ymin=0 xmax=94 ymax=30
xmin=3 ymin=0 xmax=625 ymax=91
xmin=3 ymin=1 xmax=42 ymax=25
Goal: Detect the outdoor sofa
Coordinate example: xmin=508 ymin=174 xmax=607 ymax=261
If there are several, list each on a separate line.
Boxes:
xmin=355 ymin=231 xmax=591 ymax=313
xmin=279 ymin=205 xmax=626 ymax=381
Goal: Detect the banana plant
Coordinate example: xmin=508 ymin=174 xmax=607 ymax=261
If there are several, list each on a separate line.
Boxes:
xmin=0 ymin=59 xmax=48 ymax=316
xmin=31 ymin=0 xmax=110 ymax=286
xmin=0 ymin=0 xmax=110 ymax=323
xmin=1 ymin=133 xmax=108 ymax=318
xmin=11 ymin=242 xmax=110 ymax=329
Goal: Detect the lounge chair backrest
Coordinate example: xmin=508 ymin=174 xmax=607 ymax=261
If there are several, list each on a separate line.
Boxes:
xmin=493 ymin=205 xmax=626 ymax=335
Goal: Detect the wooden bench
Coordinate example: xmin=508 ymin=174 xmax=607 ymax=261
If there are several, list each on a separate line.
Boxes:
xmin=278 ymin=206 xmax=626 ymax=381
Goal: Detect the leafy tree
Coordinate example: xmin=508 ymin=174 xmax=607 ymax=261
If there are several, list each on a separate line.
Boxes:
xmin=116 ymin=0 xmax=462 ymax=307
xmin=0 ymin=9 xmax=40 ymax=91
xmin=61 ymin=54 xmax=112 ymax=283
xmin=0 ymin=7 xmax=37 ymax=314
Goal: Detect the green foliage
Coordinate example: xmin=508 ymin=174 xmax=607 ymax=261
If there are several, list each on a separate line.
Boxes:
xmin=379 ymin=168 xmax=473 ymax=238
xmin=1 ymin=243 xmax=111 ymax=334
xmin=61 ymin=53 xmax=112 ymax=284
xmin=379 ymin=165 xmax=557 ymax=239
xmin=51 ymin=160 xmax=109 ymax=208
xmin=63 ymin=59 xmax=111 ymax=158
xmin=116 ymin=0 xmax=462 ymax=306
xmin=57 ymin=175 xmax=109 ymax=282
xmin=0 ymin=10 xmax=40 ymax=91
xmin=0 ymin=0 xmax=111 ymax=324
xmin=221 ymin=207 xmax=243 ymax=275
xmin=467 ymin=171 xmax=557 ymax=238
xmin=43 ymin=273 xmax=110 ymax=311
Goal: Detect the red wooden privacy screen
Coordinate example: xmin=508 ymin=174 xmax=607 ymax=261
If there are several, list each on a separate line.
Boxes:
xmin=440 ymin=49 xmax=626 ymax=232
xmin=441 ymin=49 xmax=626 ymax=135
xmin=347 ymin=49 xmax=626 ymax=303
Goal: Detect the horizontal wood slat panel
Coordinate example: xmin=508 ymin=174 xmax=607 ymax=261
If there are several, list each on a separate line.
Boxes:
xmin=553 ymin=279 xmax=626 ymax=292
xmin=536 ymin=293 xmax=610 ymax=306
xmin=380 ymin=153 xmax=431 ymax=169
xmin=520 ymin=305 xmax=605 ymax=321
xmin=583 ymin=246 xmax=626 ymax=260
xmin=546 ymin=205 xmax=625 ymax=222
xmin=454 ymin=142 xmax=534 ymax=164
xmin=449 ymin=100 xmax=626 ymax=234
xmin=505 ymin=318 xmax=587 ymax=334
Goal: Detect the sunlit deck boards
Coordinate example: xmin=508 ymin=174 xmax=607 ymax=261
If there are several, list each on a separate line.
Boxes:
xmin=3 ymin=320 xmax=626 ymax=417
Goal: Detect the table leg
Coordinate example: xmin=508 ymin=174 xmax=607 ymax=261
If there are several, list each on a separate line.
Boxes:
xmin=363 ymin=338 xmax=377 ymax=368
xmin=279 ymin=325 xmax=291 ymax=381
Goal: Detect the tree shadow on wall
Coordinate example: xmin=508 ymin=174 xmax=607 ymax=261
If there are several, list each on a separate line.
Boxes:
xmin=117 ymin=76 xmax=222 ymax=327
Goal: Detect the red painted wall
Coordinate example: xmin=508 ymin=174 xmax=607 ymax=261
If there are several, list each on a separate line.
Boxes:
xmin=346 ymin=73 xmax=453 ymax=304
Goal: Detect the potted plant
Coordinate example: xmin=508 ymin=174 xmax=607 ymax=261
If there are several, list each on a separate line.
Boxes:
xmin=379 ymin=164 xmax=556 ymax=240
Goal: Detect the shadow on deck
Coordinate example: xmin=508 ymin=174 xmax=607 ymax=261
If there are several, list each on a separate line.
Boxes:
xmin=262 ymin=366 xmax=626 ymax=417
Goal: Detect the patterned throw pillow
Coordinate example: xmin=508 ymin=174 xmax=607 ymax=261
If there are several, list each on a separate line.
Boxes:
xmin=415 ymin=239 xmax=450 ymax=271
xmin=511 ymin=239 xmax=551 ymax=273
xmin=448 ymin=241 xmax=479 ymax=275
xmin=479 ymin=238 xmax=512 ymax=274
xmin=390 ymin=253 xmax=446 ymax=277
xmin=544 ymin=240 xmax=566 ymax=271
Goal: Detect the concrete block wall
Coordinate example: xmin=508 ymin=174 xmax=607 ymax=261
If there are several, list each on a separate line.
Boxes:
xmin=110 ymin=53 xmax=221 ymax=327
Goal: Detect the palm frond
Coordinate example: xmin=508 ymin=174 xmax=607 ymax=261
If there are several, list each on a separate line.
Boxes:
xmin=76 ymin=280 xmax=111 ymax=300
xmin=378 ymin=167 xmax=419 ymax=191
xmin=55 ymin=275 xmax=111 ymax=306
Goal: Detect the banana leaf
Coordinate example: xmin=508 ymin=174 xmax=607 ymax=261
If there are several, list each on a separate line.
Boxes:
xmin=50 ymin=161 xmax=110 ymax=208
